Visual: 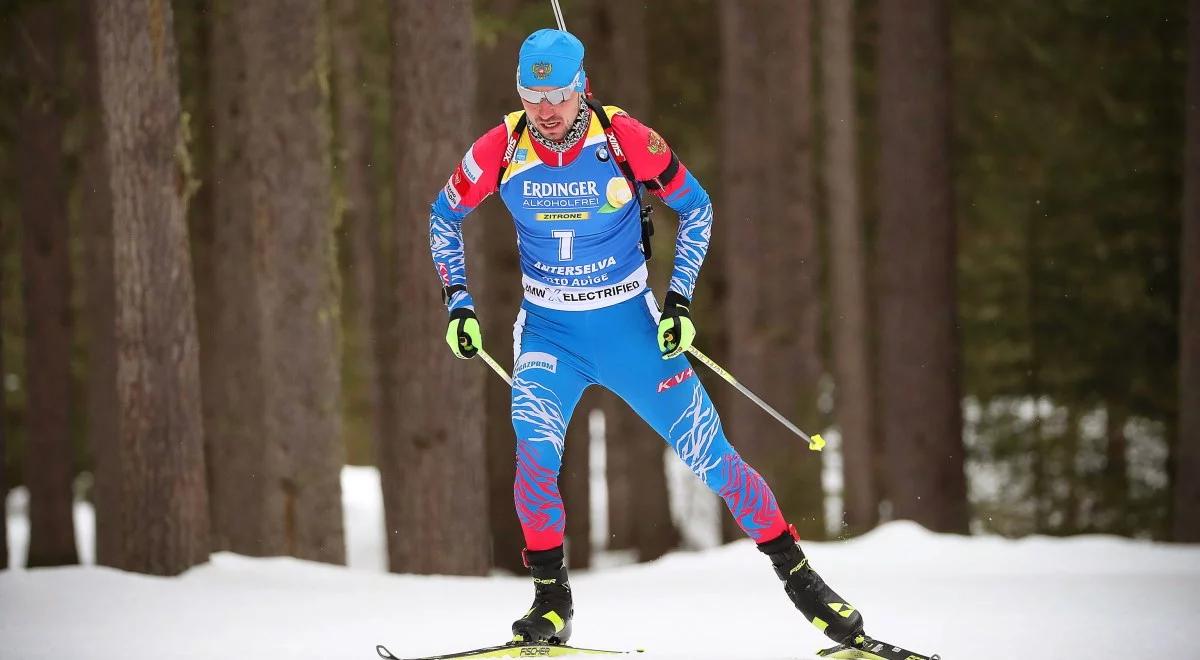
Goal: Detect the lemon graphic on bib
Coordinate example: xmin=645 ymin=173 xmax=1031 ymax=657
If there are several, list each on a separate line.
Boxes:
xmin=599 ymin=176 xmax=633 ymax=213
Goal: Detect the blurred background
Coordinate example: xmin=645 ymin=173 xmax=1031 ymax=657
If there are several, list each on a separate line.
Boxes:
xmin=0 ymin=0 xmax=1196 ymax=579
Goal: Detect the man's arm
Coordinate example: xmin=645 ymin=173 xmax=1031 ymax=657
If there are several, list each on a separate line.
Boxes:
xmin=429 ymin=122 xmax=508 ymax=312
xmin=610 ymin=112 xmax=713 ymax=301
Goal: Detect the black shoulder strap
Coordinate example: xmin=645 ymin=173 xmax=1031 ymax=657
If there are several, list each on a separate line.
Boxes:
xmin=495 ymin=113 xmax=529 ymax=190
xmin=585 ymin=98 xmax=658 ymax=261
xmin=585 ymin=98 xmax=639 ymax=187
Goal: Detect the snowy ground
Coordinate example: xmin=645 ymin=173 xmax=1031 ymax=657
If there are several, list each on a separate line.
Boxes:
xmin=4 ymin=467 xmax=1199 ymax=660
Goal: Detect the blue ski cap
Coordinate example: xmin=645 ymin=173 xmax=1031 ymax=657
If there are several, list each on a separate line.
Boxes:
xmin=518 ymin=28 xmax=586 ymax=91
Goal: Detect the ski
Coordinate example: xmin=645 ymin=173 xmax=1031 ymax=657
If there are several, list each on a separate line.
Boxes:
xmin=816 ymin=635 xmax=940 ymax=660
xmin=375 ymin=641 xmax=643 ymax=659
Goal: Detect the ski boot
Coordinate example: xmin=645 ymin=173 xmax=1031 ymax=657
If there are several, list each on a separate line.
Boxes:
xmin=511 ymin=546 xmax=573 ymax=644
xmin=758 ymin=527 xmax=866 ymax=646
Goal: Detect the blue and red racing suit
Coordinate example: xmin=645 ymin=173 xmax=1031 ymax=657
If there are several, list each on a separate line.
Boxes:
xmin=429 ymin=104 xmax=790 ymax=551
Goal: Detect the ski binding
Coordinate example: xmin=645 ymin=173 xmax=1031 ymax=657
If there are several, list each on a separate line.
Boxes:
xmin=816 ymin=635 xmax=940 ymax=660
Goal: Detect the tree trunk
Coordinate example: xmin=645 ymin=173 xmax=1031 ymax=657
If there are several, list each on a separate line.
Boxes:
xmin=177 ymin=0 xmax=218 ymax=563
xmin=331 ymin=0 xmax=383 ymax=468
xmin=474 ymin=0 xmax=528 ymax=573
xmin=382 ymin=0 xmax=488 ymax=575
xmin=82 ymin=1 xmax=120 ymax=568
xmin=1176 ymin=0 xmax=1200 ymax=543
xmin=203 ymin=0 xmax=267 ymax=556
xmin=721 ymin=0 xmax=825 ymax=541
xmin=876 ymin=0 xmax=969 ymax=533
xmin=17 ymin=1 xmax=78 ymax=568
xmin=821 ymin=0 xmax=879 ymax=537
xmin=220 ymin=0 xmax=347 ymax=563
xmin=92 ymin=0 xmax=210 ymax=575
xmin=1 ymin=209 xmax=6 ymax=571
xmin=203 ymin=0 xmax=345 ymax=563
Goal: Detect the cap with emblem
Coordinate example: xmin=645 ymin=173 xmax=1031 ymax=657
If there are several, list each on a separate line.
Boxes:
xmin=518 ymin=28 xmax=586 ymax=91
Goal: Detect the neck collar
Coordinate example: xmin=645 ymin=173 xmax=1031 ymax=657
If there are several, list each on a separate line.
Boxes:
xmin=528 ymin=99 xmax=591 ymax=154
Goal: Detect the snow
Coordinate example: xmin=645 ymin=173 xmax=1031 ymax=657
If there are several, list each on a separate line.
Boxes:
xmin=4 ymin=467 xmax=1200 ymax=659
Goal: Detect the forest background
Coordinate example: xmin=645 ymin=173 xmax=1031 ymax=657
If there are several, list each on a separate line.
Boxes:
xmin=0 ymin=0 xmax=1196 ymax=577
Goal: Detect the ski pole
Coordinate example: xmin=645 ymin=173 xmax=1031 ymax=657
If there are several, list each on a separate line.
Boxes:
xmin=685 ymin=346 xmax=826 ymax=452
xmin=477 ymin=347 xmax=512 ymax=386
xmin=549 ymin=0 xmax=567 ymax=30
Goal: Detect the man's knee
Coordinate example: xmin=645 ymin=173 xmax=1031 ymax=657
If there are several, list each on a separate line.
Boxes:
xmin=515 ymin=435 xmax=563 ymax=475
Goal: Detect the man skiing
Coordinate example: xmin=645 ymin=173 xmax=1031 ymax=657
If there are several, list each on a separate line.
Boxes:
xmin=427 ymin=28 xmax=916 ymax=658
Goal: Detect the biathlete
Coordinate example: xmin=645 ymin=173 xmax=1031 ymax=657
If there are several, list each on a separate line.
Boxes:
xmin=429 ymin=27 xmax=872 ymax=653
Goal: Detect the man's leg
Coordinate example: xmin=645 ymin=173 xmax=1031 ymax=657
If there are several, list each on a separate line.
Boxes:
xmin=508 ymin=325 xmax=591 ymax=643
xmin=600 ymin=337 xmax=788 ymax=543
xmin=510 ymin=340 xmax=590 ymax=551
xmin=597 ymin=296 xmax=865 ymax=645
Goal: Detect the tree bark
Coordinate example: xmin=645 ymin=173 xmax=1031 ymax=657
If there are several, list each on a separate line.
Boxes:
xmin=177 ymin=0 xmax=218 ymax=564
xmin=876 ymin=0 xmax=969 ymax=533
xmin=17 ymin=0 xmax=78 ymax=568
xmin=382 ymin=0 xmax=488 ymax=575
xmin=203 ymin=0 xmax=267 ymax=556
xmin=820 ymin=0 xmax=879 ymax=537
xmin=82 ymin=0 xmax=120 ymax=568
xmin=331 ymin=0 xmax=383 ymax=468
xmin=92 ymin=0 xmax=210 ymax=575
xmin=1176 ymin=0 xmax=1200 ymax=543
xmin=1 ymin=205 xmax=6 ymax=571
xmin=209 ymin=0 xmax=348 ymax=563
xmin=721 ymin=0 xmax=826 ymax=541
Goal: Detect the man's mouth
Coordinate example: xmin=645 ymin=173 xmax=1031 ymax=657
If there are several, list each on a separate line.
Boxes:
xmin=539 ymin=118 xmax=562 ymax=131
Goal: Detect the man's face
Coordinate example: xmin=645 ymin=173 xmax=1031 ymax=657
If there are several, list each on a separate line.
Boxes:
xmin=520 ymin=90 xmax=581 ymax=142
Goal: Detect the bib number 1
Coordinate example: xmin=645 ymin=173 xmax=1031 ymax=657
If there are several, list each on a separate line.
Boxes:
xmin=552 ymin=229 xmax=575 ymax=261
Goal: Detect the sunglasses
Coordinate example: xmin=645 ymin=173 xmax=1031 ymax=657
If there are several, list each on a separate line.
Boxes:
xmin=515 ymin=68 xmax=582 ymax=105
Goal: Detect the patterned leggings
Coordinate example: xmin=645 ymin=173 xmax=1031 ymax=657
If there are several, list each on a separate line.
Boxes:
xmin=510 ymin=291 xmax=789 ymax=551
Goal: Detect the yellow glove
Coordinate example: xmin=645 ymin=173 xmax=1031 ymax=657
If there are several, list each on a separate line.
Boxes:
xmin=445 ymin=307 xmax=482 ymax=359
xmin=657 ymin=291 xmax=696 ymax=359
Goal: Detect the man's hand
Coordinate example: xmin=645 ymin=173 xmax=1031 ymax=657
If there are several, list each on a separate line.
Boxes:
xmin=446 ymin=307 xmax=482 ymax=359
xmin=657 ymin=291 xmax=696 ymax=359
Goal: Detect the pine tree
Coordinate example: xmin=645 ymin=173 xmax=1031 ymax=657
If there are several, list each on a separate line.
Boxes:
xmin=720 ymin=0 xmax=826 ymax=540
xmin=92 ymin=0 xmax=210 ymax=574
xmin=17 ymin=0 xmax=78 ymax=568
xmin=876 ymin=0 xmax=969 ymax=533
xmin=381 ymin=0 xmax=489 ymax=574
xmin=81 ymin=0 xmax=119 ymax=567
xmin=1176 ymin=0 xmax=1200 ymax=543
xmin=203 ymin=0 xmax=346 ymax=563
xmin=331 ymin=0 xmax=384 ymax=468
xmin=820 ymin=0 xmax=880 ymax=536
xmin=203 ymin=0 xmax=264 ymax=556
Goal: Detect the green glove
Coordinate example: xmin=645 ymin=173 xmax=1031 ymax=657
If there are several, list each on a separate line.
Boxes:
xmin=446 ymin=307 xmax=482 ymax=359
xmin=657 ymin=291 xmax=696 ymax=359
